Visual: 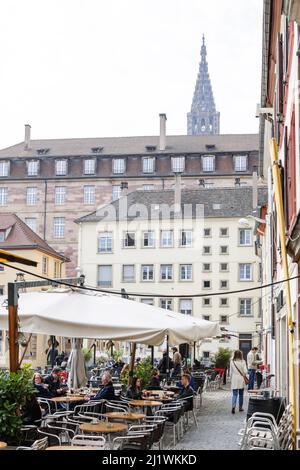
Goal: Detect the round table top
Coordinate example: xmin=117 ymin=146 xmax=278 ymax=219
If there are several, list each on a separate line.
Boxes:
xmin=79 ymin=422 xmax=128 ymax=433
xmin=144 ymin=390 xmax=174 ymax=396
xmin=49 ymin=396 xmax=85 ymax=403
xmin=104 ymin=412 xmax=146 ymax=421
xmin=46 ymin=445 xmax=98 ymax=451
xmin=129 ymin=400 xmax=163 ymax=407
xmin=0 ymin=442 xmax=7 ymax=449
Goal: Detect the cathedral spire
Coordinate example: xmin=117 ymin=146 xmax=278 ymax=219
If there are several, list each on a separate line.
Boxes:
xmin=187 ymin=36 xmax=220 ymax=135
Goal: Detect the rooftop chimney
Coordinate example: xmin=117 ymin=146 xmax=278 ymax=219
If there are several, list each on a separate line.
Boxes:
xmin=24 ymin=124 xmax=31 ymax=150
xmin=159 ymin=113 xmax=167 ymax=151
xmin=174 ymin=173 xmax=182 ymax=214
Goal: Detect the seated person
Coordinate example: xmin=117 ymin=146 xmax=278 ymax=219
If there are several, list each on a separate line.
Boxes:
xmin=126 ymin=377 xmax=143 ymax=400
xmin=22 ymin=394 xmax=42 ymax=425
xmin=88 ymin=371 xmax=116 ymax=401
xmin=176 ymin=368 xmax=196 ymax=391
xmin=177 ymin=373 xmax=194 ymax=411
xmin=148 ymin=369 xmax=162 ymax=390
xmin=32 ymin=372 xmax=52 ymax=398
xmin=44 ymin=366 xmax=67 ymax=397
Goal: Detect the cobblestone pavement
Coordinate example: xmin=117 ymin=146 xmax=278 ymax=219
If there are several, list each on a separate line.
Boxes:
xmin=171 ymin=386 xmax=248 ymax=450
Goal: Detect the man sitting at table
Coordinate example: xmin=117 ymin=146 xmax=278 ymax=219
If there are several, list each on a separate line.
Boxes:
xmin=177 ymin=373 xmax=194 ymax=411
xmin=44 ymin=366 xmax=67 ymax=397
xmin=88 ymin=371 xmax=116 ymax=401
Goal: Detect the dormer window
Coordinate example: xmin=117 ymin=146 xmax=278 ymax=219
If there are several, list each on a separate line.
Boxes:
xmin=234 ymin=155 xmax=248 ymax=172
xmin=145 ymin=145 xmax=157 ymax=152
xmin=142 ymin=157 xmax=155 ymax=173
xmin=55 ymin=160 xmax=68 ymax=176
xmin=27 ymin=160 xmax=39 ymax=176
xmin=0 ymin=161 xmax=10 ymax=177
xmin=91 ymin=147 xmax=103 ymax=154
xmin=0 ymin=231 xmax=5 ymax=242
xmin=202 ymin=155 xmax=215 ymax=172
xmin=113 ymin=158 xmax=125 ymax=174
xmin=171 ymin=156 xmax=185 ymax=173
xmin=36 ymin=148 xmax=49 ymax=155
xmin=84 ymin=159 xmax=96 ymax=175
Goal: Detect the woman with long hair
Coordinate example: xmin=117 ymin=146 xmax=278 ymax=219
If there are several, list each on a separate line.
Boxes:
xmin=229 ymin=350 xmax=248 ymax=414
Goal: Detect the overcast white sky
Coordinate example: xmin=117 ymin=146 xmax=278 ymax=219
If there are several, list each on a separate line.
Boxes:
xmin=0 ymin=0 xmax=263 ymax=149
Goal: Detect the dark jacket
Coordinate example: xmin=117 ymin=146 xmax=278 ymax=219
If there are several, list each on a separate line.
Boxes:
xmin=126 ymin=386 xmax=142 ymax=400
xmin=177 ymin=385 xmax=194 ymax=411
xmin=22 ymin=396 xmax=42 ymax=425
xmin=90 ymin=381 xmax=115 ymax=401
xmin=158 ymin=354 xmax=172 ymax=374
xmin=44 ymin=375 xmax=65 ymax=397
xmin=176 ymin=376 xmax=196 ymax=391
xmin=33 ymin=383 xmax=52 ymax=398
xmin=148 ymin=376 xmax=161 ymax=390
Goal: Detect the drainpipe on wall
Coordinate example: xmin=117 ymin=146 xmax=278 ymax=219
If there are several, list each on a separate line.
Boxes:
xmin=43 ymin=180 xmax=48 ymax=241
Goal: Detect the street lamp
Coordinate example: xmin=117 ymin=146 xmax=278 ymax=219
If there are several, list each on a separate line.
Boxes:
xmin=238 ymin=215 xmax=267 ymax=227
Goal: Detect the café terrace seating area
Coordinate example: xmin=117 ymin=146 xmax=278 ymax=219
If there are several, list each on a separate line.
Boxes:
xmin=0 ymin=367 xmax=222 ymax=451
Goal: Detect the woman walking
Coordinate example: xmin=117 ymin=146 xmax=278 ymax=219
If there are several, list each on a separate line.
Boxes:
xmin=230 ymin=350 xmax=248 ymax=414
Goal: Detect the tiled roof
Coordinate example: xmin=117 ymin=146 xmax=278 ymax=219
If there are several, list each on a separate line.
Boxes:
xmin=0 ymin=134 xmax=258 ymax=158
xmin=0 ymin=213 xmax=68 ymax=261
xmin=76 ymin=186 xmax=268 ymax=223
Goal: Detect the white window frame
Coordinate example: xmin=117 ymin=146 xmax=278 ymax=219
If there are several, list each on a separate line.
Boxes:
xmin=239 ymin=228 xmax=252 ymax=246
xmin=143 ymin=231 xmax=155 ymax=248
xmin=112 ymin=185 xmax=121 ymax=201
xmin=203 ymin=280 xmax=211 ymax=290
xmin=220 ymin=315 xmax=229 ymax=325
xmin=122 ymin=264 xmax=135 ymax=283
xmin=27 ymin=160 xmax=39 ymax=176
xmin=180 ymin=230 xmax=193 ymax=247
xmin=26 ymin=187 xmax=37 ymax=205
xmin=179 ymin=299 xmax=192 ymax=315
xmin=203 ymin=228 xmax=212 ymax=237
xmin=42 ymin=257 xmax=48 ymax=275
xmin=141 ymin=298 xmax=154 ymax=306
xmin=202 ymin=298 xmax=212 ymax=308
xmin=202 ymin=263 xmax=211 ymax=272
xmin=143 ymin=184 xmax=154 ymax=191
xmin=53 ymin=217 xmax=65 ymax=238
xmin=123 ymin=232 xmax=136 ymax=248
xmin=203 ymin=246 xmax=211 ymax=255
xmin=180 ymin=264 xmax=193 ymax=281
xmin=202 ymin=155 xmax=215 ymax=172
xmin=141 ymin=265 xmax=154 ymax=282
xmin=234 ymin=155 xmax=248 ymax=172
xmin=55 ymin=160 xmax=68 ymax=176
xmin=171 ymin=156 xmax=185 ymax=173
xmin=239 ymin=263 xmax=252 ymax=281
xmin=239 ymin=298 xmax=253 ymax=316
xmin=142 ymin=157 xmax=155 ymax=173
xmin=98 ymin=232 xmax=113 ymax=253
xmin=98 ymin=265 xmax=113 ymax=287
xmin=220 ymin=263 xmax=229 ymax=272
xmin=220 ymin=227 xmax=229 ymax=237
xmin=84 ymin=185 xmax=95 ymax=205
xmin=160 ymin=298 xmax=173 ymax=310
xmin=220 ymin=280 xmax=229 ymax=290
xmin=55 ymin=186 xmax=66 ymax=205
xmin=0 ymin=187 xmax=8 ymax=205
xmin=220 ymin=245 xmax=229 ymax=255
xmin=161 ymin=230 xmax=173 ymax=248
xmin=160 ymin=264 xmax=173 ymax=281
xmin=84 ymin=159 xmax=96 ymax=175
xmin=0 ymin=161 xmax=9 ymax=177
xmin=113 ymin=158 xmax=125 ymax=174
xmin=220 ymin=298 xmax=229 ymax=307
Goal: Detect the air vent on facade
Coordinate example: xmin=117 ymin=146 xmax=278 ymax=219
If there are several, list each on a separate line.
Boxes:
xmin=145 ymin=145 xmax=157 ymax=152
xmin=91 ymin=147 xmax=103 ymax=153
xmin=205 ymin=144 xmax=216 ymax=150
xmin=36 ymin=148 xmax=49 ymax=155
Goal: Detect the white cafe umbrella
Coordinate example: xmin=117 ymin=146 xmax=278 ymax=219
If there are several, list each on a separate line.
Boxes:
xmin=0 ymin=290 xmax=220 ymax=346
xmin=67 ymin=338 xmax=87 ymax=389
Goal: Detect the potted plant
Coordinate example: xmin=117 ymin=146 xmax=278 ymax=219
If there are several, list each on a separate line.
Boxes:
xmin=0 ymin=365 xmax=36 ymax=445
xmin=212 ymin=347 xmax=232 ymax=377
xmin=121 ymin=357 xmax=153 ymax=388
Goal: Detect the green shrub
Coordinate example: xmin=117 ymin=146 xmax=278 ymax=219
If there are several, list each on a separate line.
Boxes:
xmin=212 ymin=347 xmax=232 ymax=369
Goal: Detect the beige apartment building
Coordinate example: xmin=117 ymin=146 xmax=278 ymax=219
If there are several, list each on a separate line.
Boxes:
xmin=77 ymin=186 xmax=267 ymax=361
xmin=0 ymin=117 xmax=261 ymax=276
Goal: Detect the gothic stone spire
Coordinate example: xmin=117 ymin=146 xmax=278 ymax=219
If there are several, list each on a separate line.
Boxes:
xmin=187 ymin=36 xmax=220 ymax=135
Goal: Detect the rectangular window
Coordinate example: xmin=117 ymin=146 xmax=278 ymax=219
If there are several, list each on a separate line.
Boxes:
xmin=204 ymin=228 xmax=211 ymax=237
xmin=171 ymin=156 xmax=185 ymax=173
xmin=239 ymin=298 xmax=252 ymax=316
xmin=122 ymin=265 xmax=135 ymax=282
xmin=98 ymin=232 xmax=113 ymax=253
xmin=26 ymin=187 xmax=37 ymax=205
xmin=0 ymin=232 xmax=5 ymax=242
xmin=203 ymin=280 xmax=211 ymax=289
xmin=234 ymin=155 xmax=248 ymax=172
xmin=98 ymin=265 xmax=112 ymax=287
xmin=53 ymin=217 xmax=65 ymax=238
xmin=55 ymin=186 xmax=66 ymax=205
xmin=239 ymin=228 xmax=252 ymax=246
xmin=142 ymin=157 xmax=155 ymax=173
xmin=141 ymin=298 xmax=154 ymax=306
xmin=202 ymin=298 xmax=211 ymax=308
xmin=123 ymin=232 xmax=136 ymax=248
xmin=220 ymin=315 xmax=229 ymax=325
xmin=143 ymin=231 xmax=155 ymax=248
xmin=27 ymin=160 xmax=39 ymax=176
xmin=202 ymin=315 xmax=211 ymax=321
xmin=143 ymin=184 xmax=154 ymax=191
xmin=203 ymin=246 xmax=211 ymax=255
xmin=220 ymin=228 xmax=229 ymax=237
xmin=202 ymin=155 xmax=215 ymax=172
xmin=180 ymin=230 xmax=192 ymax=247
xmin=160 ymin=299 xmax=173 ymax=310
xmin=113 ymin=158 xmax=125 ymax=174
xmin=0 ymin=187 xmax=8 ymax=205
xmin=220 ymin=298 xmax=229 ymax=307
xmin=112 ymin=185 xmax=121 ymax=201
xmin=239 ymin=263 xmax=252 ymax=281
xmin=84 ymin=159 xmax=96 ymax=175
xmin=141 ymin=265 xmax=154 ymax=281
xmin=0 ymin=161 xmax=9 ymax=177
xmin=160 ymin=264 xmax=173 ymax=281
xmin=54 ymin=261 xmax=61 ymax=278
xmin=220 ymin=263 xmax=229 ymax=272
xmin=161 ymin=230 xmax=173 ymax=247
xmin=220 ymin=245 xmax=229 ymax=255
xmin=25 ymin=218 xmax=37 ymax=233
xmin=220 ymin=280 xmax=229 ymax=290
xmin=203 ymin=351 xmax=210 ymax=358
xmin=55 ymin=160 xmax=67 ymax=176
xmin=84 ymin=185 xmax=95 ymax=204
xmin=203 ymin=263 xmax=211 ymax=272
xmin=180 ymin=299 xmax=192 ymax=315
xmin=180 ymin=264 xmax=192 ymax=281
xmin=42 ymin=257 xmax=48 ymax=275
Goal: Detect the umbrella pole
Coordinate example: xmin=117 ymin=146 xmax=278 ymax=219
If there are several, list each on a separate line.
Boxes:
xmin=128 ymin=343 xmax=137 ymax=386
xmin=166 ymin=335 xmax=170 ymax=377
xmin=8 ymin=282 xmax=19 ymax=373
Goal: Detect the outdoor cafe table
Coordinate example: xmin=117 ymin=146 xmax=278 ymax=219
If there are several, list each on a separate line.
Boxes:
xmin=49 ymin=396 xmax=85 ymax=411
xmin=144 ymin=390 xmax=175 ymax=397
xmin=104 ymin=412 xmax=146 ymax=422
xmin=129 ymin=400 xmax=163 ymax=413
xmin=0 ymin=442 xmax=7 ymax=449
xmin=79 ymin=422 xmax=128 ymax=449
xmin=46 ymin=445 xmax=98 ymax=451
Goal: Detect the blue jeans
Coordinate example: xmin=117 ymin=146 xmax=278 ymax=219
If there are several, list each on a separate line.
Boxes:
xmin=232 ymin=389 xmax=244 ymax=409
xmin=248 ymin=369 xmax=256 ymax=390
